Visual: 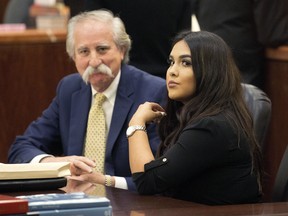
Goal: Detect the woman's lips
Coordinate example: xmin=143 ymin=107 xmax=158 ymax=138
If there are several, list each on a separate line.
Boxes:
xmin=167 ymin=80 xmax=179 ymax=88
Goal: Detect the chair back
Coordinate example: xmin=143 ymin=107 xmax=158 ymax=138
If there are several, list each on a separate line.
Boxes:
xmin=242 ymin=83 xmax=271 ymax=148
xmin=272 ymin=145 xmax=288 ymax=202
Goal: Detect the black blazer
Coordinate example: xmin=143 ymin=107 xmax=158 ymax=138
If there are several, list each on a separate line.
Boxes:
xmin=133 ymin=114 xmax=261 ymax=205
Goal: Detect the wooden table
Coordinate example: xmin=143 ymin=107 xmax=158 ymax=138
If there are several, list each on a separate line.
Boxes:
xmin=105 ymin=187 xmax=288 ymax=216
xmin=4 ymin=180 xmax=288 ymax=216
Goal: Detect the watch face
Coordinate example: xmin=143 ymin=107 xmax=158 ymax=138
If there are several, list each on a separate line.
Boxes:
xmin=126 ymin=125 xmax=146 ymax=138
xmin=126 ymin=126 xmax=135 ymax=137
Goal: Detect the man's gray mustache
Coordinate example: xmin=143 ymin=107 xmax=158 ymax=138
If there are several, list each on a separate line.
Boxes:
xmin=82 ymin=65 xmax=114 ymax=84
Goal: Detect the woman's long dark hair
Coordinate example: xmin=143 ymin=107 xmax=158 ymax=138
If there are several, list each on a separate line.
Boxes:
xmin=158 ymin=31 xmax=263 ymax=192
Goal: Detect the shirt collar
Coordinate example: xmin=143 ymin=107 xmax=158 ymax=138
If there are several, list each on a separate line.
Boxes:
xmin=91 ymin=70 xmax=121 ymax=106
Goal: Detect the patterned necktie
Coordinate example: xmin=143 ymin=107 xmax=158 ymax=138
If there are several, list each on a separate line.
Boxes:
xmin=84 ymin=93 xmax=107 ymax=173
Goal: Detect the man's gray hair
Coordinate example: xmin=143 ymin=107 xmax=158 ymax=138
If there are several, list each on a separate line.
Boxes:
xmin=66 ymin=9 xmax=131 ymax=63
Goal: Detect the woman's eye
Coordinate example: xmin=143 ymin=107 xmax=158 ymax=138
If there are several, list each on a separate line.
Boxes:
xmin=167 ymin=59 xmax=174 ymax=66
xmin=182 ymin=60 xmax=192 ymax=67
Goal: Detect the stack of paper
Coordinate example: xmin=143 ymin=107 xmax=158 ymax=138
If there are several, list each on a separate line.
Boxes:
xmin=0 ymin=162 xmax=71 ymax=180
xmin=0 ymin=162 xmax=71 ymax=192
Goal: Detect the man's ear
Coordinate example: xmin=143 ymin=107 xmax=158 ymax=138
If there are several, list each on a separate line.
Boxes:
xmin=120 ymin=47 xmax=126 ymax=60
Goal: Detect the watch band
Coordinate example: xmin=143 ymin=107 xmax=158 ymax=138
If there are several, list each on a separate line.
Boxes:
xmin=105 ymin=175 xmax=112 ymax=187
xmin=126 ymin=125 xmax=147 ymax=138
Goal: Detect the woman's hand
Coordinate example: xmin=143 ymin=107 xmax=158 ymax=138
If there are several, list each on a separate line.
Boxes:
xmin=129 ymin=102 xmax=166 ymax=125
xmin=68 ymin=171 xmax=105 ymax=185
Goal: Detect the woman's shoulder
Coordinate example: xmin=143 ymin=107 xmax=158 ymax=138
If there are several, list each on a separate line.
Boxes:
xmin=185 ymin=113 xmax=238 ymax=138
xmin=185 ymin=113 xmax=230 ymax=130
xmin=184 ymin=113 xmax=242 ymax=150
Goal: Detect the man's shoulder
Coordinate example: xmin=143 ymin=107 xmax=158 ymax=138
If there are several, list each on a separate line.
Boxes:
xmin=59 ymin=73 xmax=83 ymax=88
xmin=56 ymin=73 xmax=87 ymax=94
xmin=61 ymin=73 xmax=82 ymax=83
xmin=122 ymin=64 xmax=165 ymax=86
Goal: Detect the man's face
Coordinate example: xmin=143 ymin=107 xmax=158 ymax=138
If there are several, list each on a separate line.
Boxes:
xmin=73 ymin=20 xmax=125 ymax=92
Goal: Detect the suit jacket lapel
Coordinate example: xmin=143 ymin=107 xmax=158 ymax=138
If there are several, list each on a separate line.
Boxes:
xmin=106 ymin=67 xmax=133 ymax=157
xmin=68 ymin=82 xmax=91 ymax=155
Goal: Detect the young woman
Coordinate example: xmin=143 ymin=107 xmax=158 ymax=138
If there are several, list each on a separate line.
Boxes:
xmin=128 ymin=31 xmax=263 ymax=205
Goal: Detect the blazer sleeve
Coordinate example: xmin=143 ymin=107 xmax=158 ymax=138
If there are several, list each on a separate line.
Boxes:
xmin=132 ymin=117 xmax=238 ymax=195
xmin=8 ymin=79 xmax=66 ymax=163
xmin=8 ymin=73 xmax=88 ymax=164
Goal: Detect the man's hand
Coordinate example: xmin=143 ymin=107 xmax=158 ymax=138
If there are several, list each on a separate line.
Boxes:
xmin=40 ymin=155 xmax=96 ymax=175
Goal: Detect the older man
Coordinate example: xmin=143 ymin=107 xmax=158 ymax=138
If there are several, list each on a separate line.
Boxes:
xmin=8 ymin=10 xmax=166 ymax=191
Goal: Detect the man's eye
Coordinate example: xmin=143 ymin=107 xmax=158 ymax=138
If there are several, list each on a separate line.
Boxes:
xmin=78 ymin=49 xmax=89 ymax=55
xmin=97 ymin=47 xmax=109 ymax=53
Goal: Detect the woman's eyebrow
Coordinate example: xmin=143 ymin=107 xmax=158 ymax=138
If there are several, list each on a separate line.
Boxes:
xmin=169 ymin=54 xmax=191 ymax=58
xmin=179 ymin=54 xmax=192 ymax=59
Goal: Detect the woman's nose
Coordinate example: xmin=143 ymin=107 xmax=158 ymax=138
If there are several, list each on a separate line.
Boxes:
xmin=167 ymin=65 xmax=178 ymax=77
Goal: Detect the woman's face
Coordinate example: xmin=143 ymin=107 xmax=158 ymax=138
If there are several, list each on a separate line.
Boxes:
xmin=166 ymin=40 xmax=196 ymax=103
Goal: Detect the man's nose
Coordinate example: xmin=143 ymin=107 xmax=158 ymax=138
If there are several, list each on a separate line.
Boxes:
xmin=89 ymin=53 xmax=102 ymax=67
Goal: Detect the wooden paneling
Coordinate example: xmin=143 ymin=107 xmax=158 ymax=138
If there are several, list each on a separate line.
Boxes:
xmin=0 ymin=29 xmax=67 ymax=43
xmin=0 ymin=29 xmax=76 ymax=163
xmin=263 ymin=46 xmax=288 ymax=201
xmin=0 ymin=0 xmax=9 ymax=23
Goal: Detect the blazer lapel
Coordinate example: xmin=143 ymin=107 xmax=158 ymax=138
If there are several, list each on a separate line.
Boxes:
xmin=68 ymin=83 xmax=91 ymax=155
xmin=106 ymin=67 xmax=133 ymax=157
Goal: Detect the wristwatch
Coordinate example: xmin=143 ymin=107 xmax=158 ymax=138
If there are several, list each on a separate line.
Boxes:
xmin=126 ymin=125 xmax=146 ymax=138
